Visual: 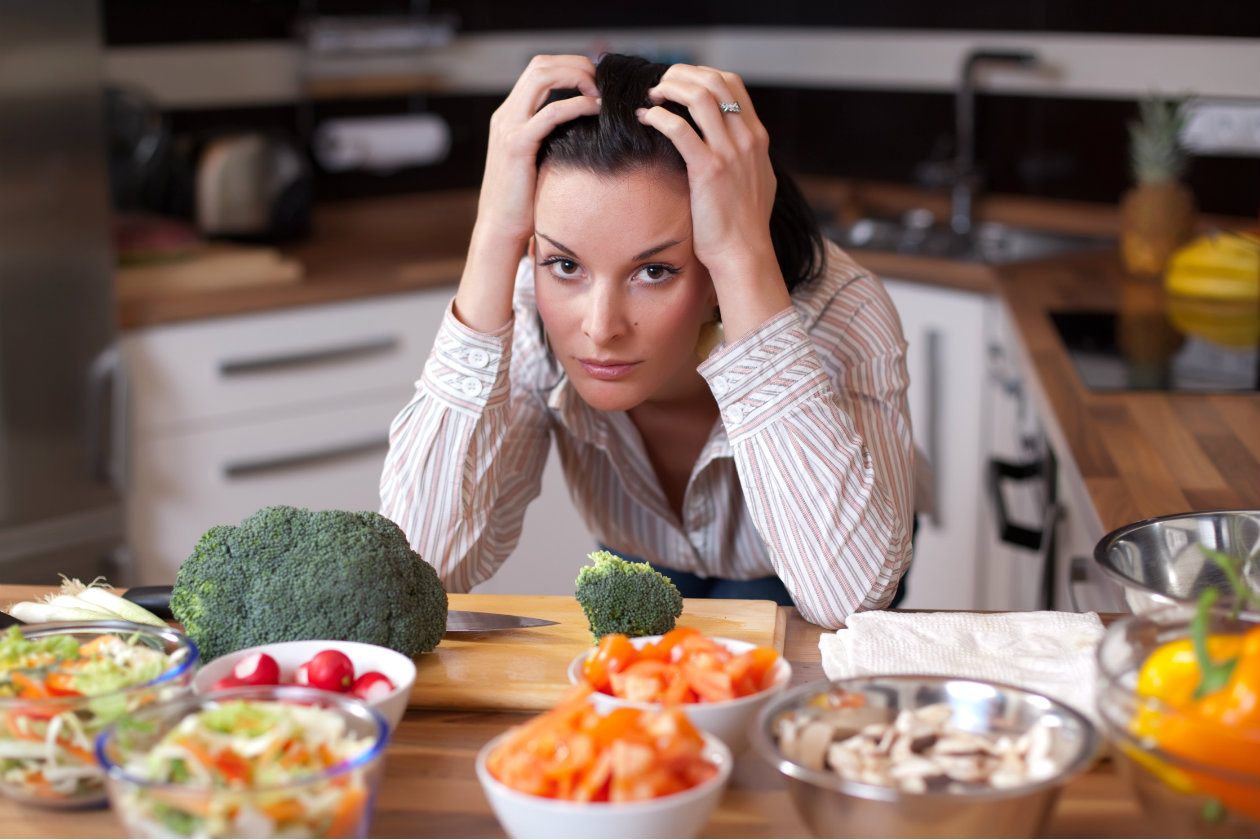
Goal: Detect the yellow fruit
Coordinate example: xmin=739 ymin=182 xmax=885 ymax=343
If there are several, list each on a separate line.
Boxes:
xmin=1166 ymin=295 xmax=1260 ymax=349
xmin=1164 ymin=230 xmax=1260 ymax=301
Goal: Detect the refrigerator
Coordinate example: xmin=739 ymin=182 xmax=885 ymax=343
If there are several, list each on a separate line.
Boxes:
xmin=0 ymin=1 xmax=128 ymax=584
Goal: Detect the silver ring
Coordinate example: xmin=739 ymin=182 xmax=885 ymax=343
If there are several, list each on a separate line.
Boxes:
xmin=718 ymin=101 xmax=742 ymax=114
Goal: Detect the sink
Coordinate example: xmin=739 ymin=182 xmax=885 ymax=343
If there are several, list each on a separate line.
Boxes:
xmin=825 ymin=213 xmax=1115 ymax=265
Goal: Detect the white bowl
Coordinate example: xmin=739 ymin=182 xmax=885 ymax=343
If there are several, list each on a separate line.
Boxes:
xmin=567 ymin=634 xmax=792 ymax=754
xmin=193 ymin=639 xmax=416 ymax=730
xmin=475 ymin=727 xmax=732 ymax=839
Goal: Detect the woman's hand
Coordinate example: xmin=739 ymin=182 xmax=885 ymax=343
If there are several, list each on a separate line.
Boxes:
xmin=456 ymin=55 xmax=600 ymax=333
xmin=638 ymin=65 xmax=790 ymax=341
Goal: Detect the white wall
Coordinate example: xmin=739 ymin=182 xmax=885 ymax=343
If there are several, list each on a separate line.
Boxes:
xmin=104 ymin=28 xmax=1260 ymax=109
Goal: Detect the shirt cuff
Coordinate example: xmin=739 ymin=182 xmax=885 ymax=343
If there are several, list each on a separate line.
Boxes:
xmin=697 ymin=306 xmax=829 ymax=436
xmin=421 ymin=298 xmax=513 ymax=410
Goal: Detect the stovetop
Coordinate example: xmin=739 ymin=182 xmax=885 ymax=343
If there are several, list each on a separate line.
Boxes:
xmin=1050 ymin=310 xmax=1259 ymax=393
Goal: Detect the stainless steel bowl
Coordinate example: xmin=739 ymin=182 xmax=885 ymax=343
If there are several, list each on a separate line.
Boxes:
xmin=749 ymin=676 xmax=1099 ymax=838
xmin=1093 ymin=510 xmax=1260 ymax=616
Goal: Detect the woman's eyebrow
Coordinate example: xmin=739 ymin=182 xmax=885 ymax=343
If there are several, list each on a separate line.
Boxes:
xmin=536 ymin=233 xmax=576 ymax=256
xmin=633 ymin=239 xmax=683 ymax=260
xmin=535 ymin=233 xmax=685 ymax=262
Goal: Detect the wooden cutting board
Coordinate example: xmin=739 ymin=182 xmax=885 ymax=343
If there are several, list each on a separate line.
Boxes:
xmin=0 ymin=585 xmax=784 ymax=713
xmin=412 ymin=593 xmax=786 ymax=711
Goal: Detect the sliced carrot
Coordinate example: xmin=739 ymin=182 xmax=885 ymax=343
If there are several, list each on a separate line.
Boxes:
xmin=325 ymin=784 xmax=369 ymax=838
xmin=78 ymin=634 xmax=122 ymax=656
xmin=44 ymin=672 xmax=81 ymax=697
xmin=488 ymin=684 xmax=716 ymax=803
xmin=10 ymin=671 xmax=49 ymax=699
xmin=212 ymin=749 xmax=251 ymax=785
xmin=174 ymin=735 xmax=219 ymax=775
xmin=260 ymin=797 xmax=306 ymax=824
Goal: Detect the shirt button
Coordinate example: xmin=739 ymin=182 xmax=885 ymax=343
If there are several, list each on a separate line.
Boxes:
xmin=711 ymin=374 xmax=729 ymax=396
xmin=467 ymin=348 xmax=490 ymax=368
xmin=461 ymin=377 xmax=483 ymax=397
xmin=725 ymin=405 xmax=744 ymax=425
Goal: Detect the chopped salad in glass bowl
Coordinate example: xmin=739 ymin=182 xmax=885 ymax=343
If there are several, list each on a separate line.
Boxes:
xmin=95 ymin=684 xmax=388 ymax=838
xmin=0 ymin=620 xmax=198 ymax=808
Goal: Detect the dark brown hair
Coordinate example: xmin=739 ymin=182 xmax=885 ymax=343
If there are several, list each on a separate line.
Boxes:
xmin=537 ymin=54 xmax=824 ymax=292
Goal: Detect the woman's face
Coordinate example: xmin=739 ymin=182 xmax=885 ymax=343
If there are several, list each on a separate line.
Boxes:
xmin=532 ymin=162 xmax=717 ymax=413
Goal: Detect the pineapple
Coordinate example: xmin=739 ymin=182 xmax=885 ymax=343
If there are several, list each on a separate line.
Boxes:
xmin=1120 ymin=94 xmax=1197 ymax=276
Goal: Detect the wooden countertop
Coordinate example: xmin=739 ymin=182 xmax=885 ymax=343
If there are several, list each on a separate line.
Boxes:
xmin=114 ymin=180 xmax=1259 ymax=543
xmin=995 ymin=253 xmax=1259 ymax=534
xmin=0 ymin=597 xmax=1158 ymax=838
xmin=114 ymin=190 xmax=479 ymax=330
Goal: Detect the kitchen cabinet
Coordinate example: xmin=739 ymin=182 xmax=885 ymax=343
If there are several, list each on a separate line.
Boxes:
xmin=882 ymin=278 xmax=990 ymax=609
xmin=982 ymin=300 xmax=1127 ymax=613
xmin=121 ymin=289 xmax=449 ymax=583
xmin=121 ymin=287 xmax=594 ymax=590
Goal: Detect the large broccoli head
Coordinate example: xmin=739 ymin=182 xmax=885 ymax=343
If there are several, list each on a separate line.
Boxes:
xmin=171 ymin=506 xmax=447 ymax=662
xmin=574 ymin=550 xmax=683 ymax=640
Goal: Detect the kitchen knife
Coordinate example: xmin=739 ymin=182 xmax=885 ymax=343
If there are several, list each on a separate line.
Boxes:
xmin=122 ymin=586 xmax=558 ymax=634
xmin=444 ymin=610 xmax=557 ymax=633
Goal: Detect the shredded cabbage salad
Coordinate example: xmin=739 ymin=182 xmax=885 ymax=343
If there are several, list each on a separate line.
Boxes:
xmin=0 ymin=624 xmax=190 ymax=803
xmin=112 ymin=699 xmax=378 ymax=838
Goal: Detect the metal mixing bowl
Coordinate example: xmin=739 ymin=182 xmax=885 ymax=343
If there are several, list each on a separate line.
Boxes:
xmin=749 ymin=676 xmax=1100 ymax=838
xmin=1093 ymin=510 xmax=1260 ymax=616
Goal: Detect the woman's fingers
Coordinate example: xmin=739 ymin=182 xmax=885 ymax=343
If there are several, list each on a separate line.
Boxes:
xmin=646 ymin=64 xmax=760 ymax=146
xmin=504 ymin=54 xmax=599 ymax=119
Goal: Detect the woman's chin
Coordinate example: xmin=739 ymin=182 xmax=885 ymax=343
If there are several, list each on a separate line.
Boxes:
xmin=568 ymin=378 xmax=645 ymax=413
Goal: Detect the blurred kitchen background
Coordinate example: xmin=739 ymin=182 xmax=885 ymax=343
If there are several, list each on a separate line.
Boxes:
xmin=0 ymin=0 xmax=1256 ymax=601
xmin=101 ymin=1 xmax=1258 ymax=216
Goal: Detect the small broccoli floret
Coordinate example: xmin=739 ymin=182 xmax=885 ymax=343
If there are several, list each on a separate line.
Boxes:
xmin=171 ymin=506 xmax=447 ymax=662
xmin=574 ymin=550 xmax=683 ymax=640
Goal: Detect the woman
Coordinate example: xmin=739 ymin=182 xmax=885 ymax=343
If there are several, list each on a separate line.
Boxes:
xmin=380 ymin=54 xmax=915 ymax=629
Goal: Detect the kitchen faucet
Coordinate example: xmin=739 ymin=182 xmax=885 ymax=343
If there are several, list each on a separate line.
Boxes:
xmin=951 ymin=48 xmax=1040 ymax=235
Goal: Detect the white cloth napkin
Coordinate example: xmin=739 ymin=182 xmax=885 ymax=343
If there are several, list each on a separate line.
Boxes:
xmin=819 ymin=611 xmax=1104 ymax=722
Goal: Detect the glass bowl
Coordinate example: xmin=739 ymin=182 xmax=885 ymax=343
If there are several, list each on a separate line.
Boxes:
xmin=0 ymin=620 xmax=198 ymax=809
xmin=1095 ymin=608 xmax=1260 ymax=836
xmin=95 ymin=684 xmax=388 ymax=838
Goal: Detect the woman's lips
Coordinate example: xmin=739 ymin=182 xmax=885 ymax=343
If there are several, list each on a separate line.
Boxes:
xmin=578 ymin=359 xmax=639 ymax=380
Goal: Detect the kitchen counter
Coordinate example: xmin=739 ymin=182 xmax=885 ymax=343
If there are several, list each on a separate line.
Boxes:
xmin=0 ymin=595 xmax=1159 ymax=838
xmin=114 ymin=181 xmax=1259 ymax=547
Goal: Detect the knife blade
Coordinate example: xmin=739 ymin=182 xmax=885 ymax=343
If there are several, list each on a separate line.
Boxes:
xmin=122 ymin=585 xmax=557 ymax=634
xmin=445 ymin=610 xmax=558 ymax=633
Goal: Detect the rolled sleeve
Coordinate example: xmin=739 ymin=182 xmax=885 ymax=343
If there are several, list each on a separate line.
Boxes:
xmin=421 ymin=299 xmax=514 ymax=414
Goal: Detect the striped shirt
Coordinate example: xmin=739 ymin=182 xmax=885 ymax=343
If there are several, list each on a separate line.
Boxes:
xmin=380 ymin=240 xmax=915 ymax=629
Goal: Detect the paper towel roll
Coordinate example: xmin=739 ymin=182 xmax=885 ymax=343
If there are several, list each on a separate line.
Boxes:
xmin=314 ymin=114 xmax=450 ymax=173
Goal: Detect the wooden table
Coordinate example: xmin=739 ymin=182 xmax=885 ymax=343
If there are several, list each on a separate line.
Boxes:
xmin=0 ymin=603 xmax=1161 ymax=838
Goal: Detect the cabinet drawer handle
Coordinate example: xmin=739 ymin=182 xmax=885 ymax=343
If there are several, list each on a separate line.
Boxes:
xmin=924 ymin=328 xmax=942 ymax=527
xmin=987 ymin=457 xmax=1049 ymax=550
xmin=224 ymin=437 xmax=389 ymax=479
xmin=219 ymin=337 xmax=400 ymax=377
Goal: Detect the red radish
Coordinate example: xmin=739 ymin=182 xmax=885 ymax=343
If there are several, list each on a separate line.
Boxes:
xmin=232 ymin=652 xmax=281 ymax=686
xmin=350 ymin=671 xmax=396 ymax=703
xmin=294 ymin=662 xmax=311 ymax=686
xmin=212 ymin=674 xmax=244 ymax=691
xmin=302 ymin=649 xmax=355 ymax=692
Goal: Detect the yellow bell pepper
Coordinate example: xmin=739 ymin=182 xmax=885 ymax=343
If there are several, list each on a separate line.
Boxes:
xmin=1133 ymin=624 xmax=1260 ymax=822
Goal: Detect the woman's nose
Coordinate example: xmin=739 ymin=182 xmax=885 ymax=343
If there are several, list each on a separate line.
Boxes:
xmin=582 ymin=283 xmax=627 ymax=344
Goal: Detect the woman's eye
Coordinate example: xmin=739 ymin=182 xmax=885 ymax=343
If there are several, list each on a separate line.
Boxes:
xmin=635 ymin=264 xmax=677 ymax=284
xmin=541 ymin=257 xmax=581 ymax=278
